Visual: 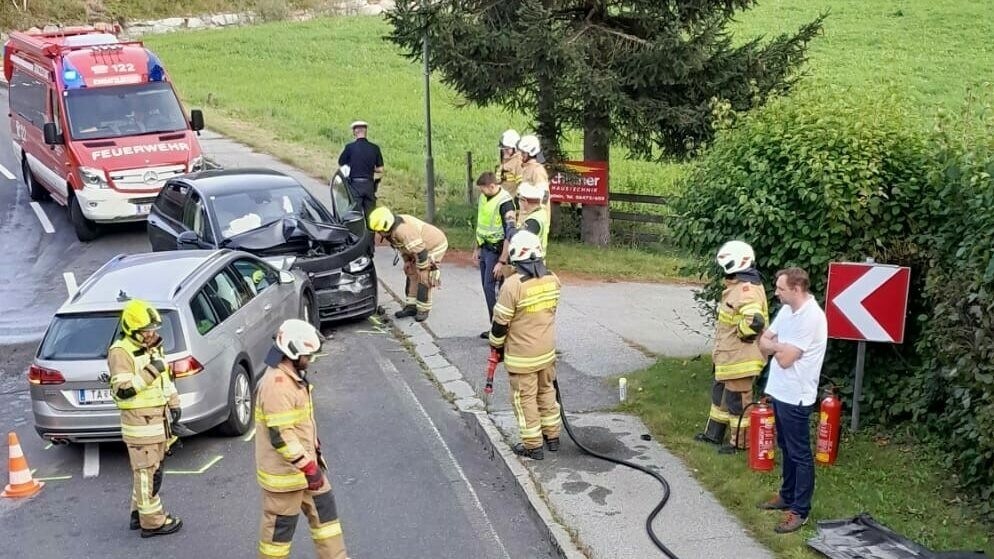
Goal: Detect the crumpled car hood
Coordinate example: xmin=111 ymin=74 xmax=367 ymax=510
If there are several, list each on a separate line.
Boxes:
xmin=223 ymin=217 xmax=355 ymax=253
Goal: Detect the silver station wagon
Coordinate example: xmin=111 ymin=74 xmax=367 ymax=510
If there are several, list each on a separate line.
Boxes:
xmin=30 ymin=249 xmax=316 ymax=443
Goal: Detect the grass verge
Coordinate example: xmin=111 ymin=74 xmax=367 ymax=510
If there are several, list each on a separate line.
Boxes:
xmin=622 ymin=356 xmax=994 ymax=558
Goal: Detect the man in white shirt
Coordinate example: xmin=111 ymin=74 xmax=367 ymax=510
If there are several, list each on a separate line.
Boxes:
xmin=757 ymin=267 xmax=827 ymax=534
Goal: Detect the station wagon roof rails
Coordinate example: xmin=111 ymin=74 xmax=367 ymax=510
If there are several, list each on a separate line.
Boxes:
xmin=70 ymin=253 xmax=129 ymax=304
xmin=170 ymin=249 xmax=232 ymax=298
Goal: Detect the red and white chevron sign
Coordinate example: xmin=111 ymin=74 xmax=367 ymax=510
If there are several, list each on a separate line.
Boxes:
xmin=826 ymin=262 xmax=911 ymax=343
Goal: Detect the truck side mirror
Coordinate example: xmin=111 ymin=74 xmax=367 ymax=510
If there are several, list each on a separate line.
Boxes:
xmin=190 ymin=109 xmax=205 ymax=132
xmin=43 ymin=123 xmax=63 ymax=146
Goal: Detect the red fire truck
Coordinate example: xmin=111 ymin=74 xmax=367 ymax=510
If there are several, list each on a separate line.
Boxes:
xmin=4 ymin=26 xmax=206 ymax=241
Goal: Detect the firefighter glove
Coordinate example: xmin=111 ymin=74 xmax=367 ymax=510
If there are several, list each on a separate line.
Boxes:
xmin=492 ymin=346 xmax=505 ymax=363
xmin=300 ymin=460 xmax=324 ymax=491
xmin=170 ymin=407 xmax=182 ymax=424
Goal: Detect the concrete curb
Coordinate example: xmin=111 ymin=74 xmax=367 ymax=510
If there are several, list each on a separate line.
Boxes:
xmin=376 ymin=275 xmax=588 ymax=559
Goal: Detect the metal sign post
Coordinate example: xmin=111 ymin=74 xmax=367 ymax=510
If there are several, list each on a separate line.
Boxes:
xmin=851 ymin=339 xmax=867 ymax=432
xmin=422 ymin=27 xmax=436 ymax=224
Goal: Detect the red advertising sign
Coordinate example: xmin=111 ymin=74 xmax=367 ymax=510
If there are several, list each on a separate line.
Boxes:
xmin=825 ymin=262 xmax=911 ymax=343
xmin=549 ymin=161 xmax=609 ymax=206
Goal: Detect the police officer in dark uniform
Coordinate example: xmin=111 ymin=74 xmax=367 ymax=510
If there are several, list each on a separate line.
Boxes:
xmin=338 ymin=120 xmax=384 ymax=218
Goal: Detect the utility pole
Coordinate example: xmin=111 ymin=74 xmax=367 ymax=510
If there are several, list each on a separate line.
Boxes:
xmin=422 ymin=17 xmax=436 ymax=223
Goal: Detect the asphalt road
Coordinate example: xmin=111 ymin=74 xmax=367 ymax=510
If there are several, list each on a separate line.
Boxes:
xmin=0 ymin=88 xmax=556 ymax=559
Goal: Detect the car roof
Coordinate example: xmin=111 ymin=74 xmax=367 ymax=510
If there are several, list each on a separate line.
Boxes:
xmin=61 ymin=250 xmax=231 ymax=313
xmin=177 ymin=168 xmax=304 ymax=196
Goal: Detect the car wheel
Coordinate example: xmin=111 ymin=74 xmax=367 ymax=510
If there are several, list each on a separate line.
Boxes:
xmin=22 ymin=157 xmax=48 ymax=201
xmin=300 ymin=291 xmax=319 ymax=328
xmin=69 ymin=195 xmax=100 ymax=242
xmin=217 ymin=363 xmax=252 ymax=437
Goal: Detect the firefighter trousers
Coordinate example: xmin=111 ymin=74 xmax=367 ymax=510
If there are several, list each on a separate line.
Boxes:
xmin=258 ymin=476 xmax=347 ymax=559
xmin=403 ymin=257 xmax=445 ymax=313
xmin=127 ymin=441 xmax=168 ymax=529
xmin=509 ymin=365 xmax=561 ymax=449
xmin=704 ymin=377 xmax=754 ymax=448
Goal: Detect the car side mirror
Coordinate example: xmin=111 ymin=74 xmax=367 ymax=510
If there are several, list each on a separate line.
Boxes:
xmin=190 ymin=109 xmax=205 ymax=132
xmin=43 ymin=123 xmax=63 ymax=146
xmin=177 ymin=230 xmax=203 ymax=249
xmin=343 ymin=209 xmax=364 ymax=224
xmin=278 ymin=271 xmax=295 ymax=285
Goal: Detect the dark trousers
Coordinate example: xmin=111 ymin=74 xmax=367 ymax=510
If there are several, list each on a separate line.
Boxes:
xmin=478 ymin=246 xmax=501 ymax=320
xmin=351 ymin=178 xmax=376 ymax=218
xmin=772 ymin=397 xmax=815 ymax=517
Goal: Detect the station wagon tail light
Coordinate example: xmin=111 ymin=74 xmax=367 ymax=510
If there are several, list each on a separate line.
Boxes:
xmin=170 ymin=356 xmax=204 ymax=378
xmin=28 ymin=365 xmax=66 ymax=385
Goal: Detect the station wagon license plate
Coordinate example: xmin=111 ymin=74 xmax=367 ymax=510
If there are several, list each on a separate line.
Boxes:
xmin=78 ymin=389 xmax=113 ymax=405
xmin=135 ymin=204 xmax=152 ymax=216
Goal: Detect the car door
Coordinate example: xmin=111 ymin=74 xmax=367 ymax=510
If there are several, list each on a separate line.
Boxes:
xmin=208 ymin=264 xmax=264 ymax=372
xmin=148 ymin=181 xmax=190 ymax=251
xmin=230 ymin=257 xmax=287 ymax=370
xmin=181 ymin=190 xmax=218 ymax=249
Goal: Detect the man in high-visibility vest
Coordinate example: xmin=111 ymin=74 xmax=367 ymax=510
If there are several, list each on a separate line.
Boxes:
xmin=695 ymin=240 xmax=769 ymax=452
xmin=473 ymin=171 xmax=517 ymax=338
xmin=108 ymin=299 xmax=183 ymax=537
xmin=255 ymin=319 xmax=349 ymax=559
xmin=489 ymin=231 xmax=562 ymax=460
xmin=368 ymin=206 xmax=448 ymax=322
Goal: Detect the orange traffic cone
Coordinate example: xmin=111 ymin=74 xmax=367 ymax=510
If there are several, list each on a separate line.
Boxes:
xmin=2 ymin=432 xmax=44 ymax=498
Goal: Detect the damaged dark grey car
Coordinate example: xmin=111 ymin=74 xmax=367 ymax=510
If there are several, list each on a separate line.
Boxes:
xmin=147 ymin=168 xmax=377 ymax=322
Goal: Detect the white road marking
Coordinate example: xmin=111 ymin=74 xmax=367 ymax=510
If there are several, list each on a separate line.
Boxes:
xmin=373 ymin=351 xmax=512 ymax=559
xmin=0 ymin=163 xmax=15 ymax=180
xmin=83 ymin=443 xmax=100 ymax=479
xmin=63 ymin=272 xmax=78 ymax=298
xmin=29 ymin=202 xmax=55 ymax=234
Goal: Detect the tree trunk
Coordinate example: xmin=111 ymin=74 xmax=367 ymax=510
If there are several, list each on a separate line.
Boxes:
xmin=581 ymin=109 xmax=611 ymax=246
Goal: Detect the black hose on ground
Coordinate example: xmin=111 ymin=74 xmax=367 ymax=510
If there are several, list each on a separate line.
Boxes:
xmin=553 ymin=379 xmax=681 ymax=559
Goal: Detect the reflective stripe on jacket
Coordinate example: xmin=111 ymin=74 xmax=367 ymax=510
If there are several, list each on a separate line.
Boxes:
xmin=255 ymin=363 xmax=319 ymax=493
xmin=108 ymin=337 xmax=179 ymax=444
xmin=713 ymin=279 xmax=769 ymax=380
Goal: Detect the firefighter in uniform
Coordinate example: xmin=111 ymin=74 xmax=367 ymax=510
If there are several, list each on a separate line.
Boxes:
xmin=497 ymin=129 xmax=524 ymax=198
xmin=489 ymin=231 xmax=562 ymax=460
xmin=108 ymin=299 xmax=183 ymax=538
xmin=695 ymin=240 xmax=769 ymax=453
xmin=516 ymin=181 xmax=549 ymax=253
xmin=256 ymin=319 xmax=348 ymax=559
xmin=368 ymin=206 xmax=448 ymax=322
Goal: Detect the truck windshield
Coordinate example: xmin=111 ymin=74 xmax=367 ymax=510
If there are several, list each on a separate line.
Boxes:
xmin=64 ymin=82 xmax=188 ymax=141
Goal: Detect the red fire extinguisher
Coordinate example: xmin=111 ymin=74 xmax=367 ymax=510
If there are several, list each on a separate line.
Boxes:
xmin=748 ymin=398 xmax=776 ymax=472
xmin=816 ymin=387 xmax=843 ymax=466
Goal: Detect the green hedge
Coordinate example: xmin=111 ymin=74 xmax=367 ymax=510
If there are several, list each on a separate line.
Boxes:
xmin=671 ymin=87 xmax=994 ymax=511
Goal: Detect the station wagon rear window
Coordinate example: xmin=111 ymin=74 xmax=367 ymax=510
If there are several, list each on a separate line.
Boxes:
xmin=38 ymin=310 xmax=185 ymax=361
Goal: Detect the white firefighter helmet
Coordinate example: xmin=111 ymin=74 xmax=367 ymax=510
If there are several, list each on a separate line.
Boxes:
xmin=517 ymin=181 xmax=545 ymax=201
xmin=716 ymin=240 xmax=756 ymax=275
xmin=517 ymin=134 xmax=541 ymax=157
xmin=350 ymin=120 xmax=368 ymax=130
xmin=275 ymin=319 xmax=322 ymax=360
xmin=499 ymin=129 xmax=521 ymax=149
xmin=508 ymin=230 xmax=544 ymax=262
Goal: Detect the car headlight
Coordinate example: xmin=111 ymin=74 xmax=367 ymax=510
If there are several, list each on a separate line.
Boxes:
xmin=78 ymin=166 xmax=109 ymax=189
xmin=347 ymin=255 xmax=371 ymax=274
xmin=189 ymin=155 xmax=205 ymax=173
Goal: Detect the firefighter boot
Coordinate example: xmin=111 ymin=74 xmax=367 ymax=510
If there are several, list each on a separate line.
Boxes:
xmin=512 ymin=443 xmax=544 ymax=460
xmin=141 ymin=515 xmax=183 ymax=538
xmin=395 ymin=305 xmax=417 ymax=318
xmin=694 ymin=419 xmax=727 ymax=445
xmin=414 ymin=310 xmax=430 ymax=322
xmin=130 ymin=510 xmax=140 ymax=530
xmin=544 ymin=435 xmax=560 ymax=452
